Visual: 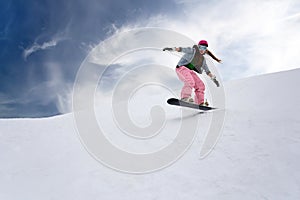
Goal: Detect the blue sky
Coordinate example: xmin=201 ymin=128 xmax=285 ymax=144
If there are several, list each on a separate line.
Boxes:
xmin=1 ymin=0 xmax=300 ymax=117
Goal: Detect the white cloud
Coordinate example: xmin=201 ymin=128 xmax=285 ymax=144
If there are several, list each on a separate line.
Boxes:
xmin=70 ymin=0 xmax=300 ymax=115
xmin=44 ymin=62 xmax=73 ymax=113
xmin=108 ymin=0 xmax=300 ymax=80
xmin=22 ymin=17 xmax=74 ymax=60
xmin=23 ymin=62 xmax=73 ymax=114
xmin=23 ymin=38 xmax=62 ymax=60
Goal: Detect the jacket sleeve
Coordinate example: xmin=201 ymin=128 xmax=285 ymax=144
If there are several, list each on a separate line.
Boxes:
xmin=178 ymin=47 xmax=194 ymax=54
xmin=202 ymin=59 xmax=211 ymax=75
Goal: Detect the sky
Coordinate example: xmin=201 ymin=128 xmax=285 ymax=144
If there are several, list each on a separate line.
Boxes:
xmin=1 ymin=0 xmax=300 ymax=118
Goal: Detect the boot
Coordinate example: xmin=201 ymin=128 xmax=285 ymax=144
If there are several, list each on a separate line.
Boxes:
xmin=181 ymin=97 xmax=194 ymax=103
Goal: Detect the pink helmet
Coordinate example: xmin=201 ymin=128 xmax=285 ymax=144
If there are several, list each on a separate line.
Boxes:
xmin=198 ymin=40 xmax=208 ymax=47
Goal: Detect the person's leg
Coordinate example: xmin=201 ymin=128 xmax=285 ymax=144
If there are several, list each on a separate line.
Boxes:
xmin=190 ymin=71 xmax=205 ymax=104
xmin=176 ymin=66 xmax=195 ymax=100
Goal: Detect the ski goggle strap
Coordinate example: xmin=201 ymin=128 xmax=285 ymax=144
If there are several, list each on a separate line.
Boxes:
xmin=199 ymin=45 xmax=207 ymax=51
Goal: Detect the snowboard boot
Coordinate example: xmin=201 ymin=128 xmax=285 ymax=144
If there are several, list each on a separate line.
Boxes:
xmin=181 ymin=97 xmax=194 ymax=103
xmin=199 ymin=100 xmax=209 ymax=106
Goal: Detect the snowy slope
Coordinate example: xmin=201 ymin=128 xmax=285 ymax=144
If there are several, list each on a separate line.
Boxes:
xmin=1 ymin=69 xmax=300 ymax=200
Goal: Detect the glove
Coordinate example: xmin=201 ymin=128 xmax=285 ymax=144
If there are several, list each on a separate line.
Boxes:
xmin=163 ymin=47 xmax=173 ymax=51
xmin=211 ymin=75 xmax=220 ymax=87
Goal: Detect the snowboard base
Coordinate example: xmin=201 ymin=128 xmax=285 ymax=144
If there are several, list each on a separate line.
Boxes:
xmin=167 ymin=98 xmax=215 ymax=111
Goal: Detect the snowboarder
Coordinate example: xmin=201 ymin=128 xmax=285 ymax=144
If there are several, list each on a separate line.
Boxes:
xmin=163 ymin=40 xmax=221 ymax=106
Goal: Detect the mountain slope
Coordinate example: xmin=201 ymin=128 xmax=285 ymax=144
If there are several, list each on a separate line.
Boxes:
xmin=0 ymin=69 xmax=300 ymax=200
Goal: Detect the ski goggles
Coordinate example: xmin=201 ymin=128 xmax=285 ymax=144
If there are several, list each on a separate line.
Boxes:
xmin=199 ymin=45 xmax=207 ymax=51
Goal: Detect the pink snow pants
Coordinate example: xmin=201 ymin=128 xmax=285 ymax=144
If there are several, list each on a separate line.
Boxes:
xmin=176 ymin=66 xmax=205 ymax=104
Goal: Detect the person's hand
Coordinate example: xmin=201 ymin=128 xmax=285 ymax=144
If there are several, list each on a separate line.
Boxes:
xmin=163 ymin=47 xmax=173 ymax=51
xmin=211 ymin=75 xmax=220 ymax=87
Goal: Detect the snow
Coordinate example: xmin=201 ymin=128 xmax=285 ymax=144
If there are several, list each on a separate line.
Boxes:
xmin=1 ymin=69 xmax=300 ymax=199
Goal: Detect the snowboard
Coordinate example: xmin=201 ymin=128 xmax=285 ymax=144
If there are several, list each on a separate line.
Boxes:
xmin=167 ymin=98 xmax=215 ymax=111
